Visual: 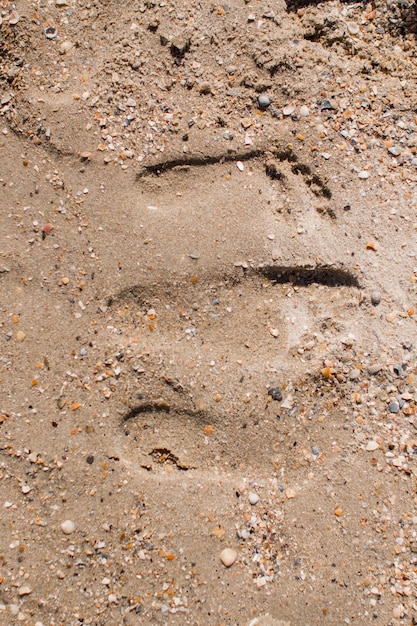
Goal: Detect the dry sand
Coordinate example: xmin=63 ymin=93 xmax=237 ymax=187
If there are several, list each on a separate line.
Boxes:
xmin=1 ymin=0 xmax=417 ymax=624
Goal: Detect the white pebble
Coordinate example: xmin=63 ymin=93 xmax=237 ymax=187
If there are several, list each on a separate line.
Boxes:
xmin=299 ymin=105 xmax=310 ymax=117
xmin=61 ymin=520 xmax=75 ymax=535
xmin=18 ymin=586 xmax=32 ymax=596
xmin=366 ymin=440 xmax=379 ymax=451
xmin=347 ymin=22 xmax=359 ymax=35
xmin=59 ymin=40 xmax=74 ymax=55
xmin=283 ymin=103 xmax=295 ymax=116
xmin=248 ymin=492 xmax=259 ymax=505
xmin=220 ymin=548 xmax=237 ymax=567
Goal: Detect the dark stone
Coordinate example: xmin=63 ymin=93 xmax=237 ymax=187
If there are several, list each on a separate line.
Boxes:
xmin=268 ymin=386 xmax=283 ymax=401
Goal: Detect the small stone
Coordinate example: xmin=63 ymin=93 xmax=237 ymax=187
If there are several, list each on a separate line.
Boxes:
xmin=347 ymin=22 xmax=359 ymax=35
xmin=61 ymin=520 xmax=75 ymax=535
xmin=283 ymin=103 xmax=295 ymax=116
xmin=285 ymin=488 xmax=296 ymax=499
xmin=57 ymin=397 xmax=65 ymax=409
xmin=388 ymin=146 xmax=401 ymax=156
xmin=299 ymin=105 xmax=309 ymax=116
xmin=18 ymin=586 xmax=32 ymax=596
xmin=45 ymin=26 xmax=58 ymax=39
xmin=61 ymin=277 xmax=69 ymax=285
xmin=59 ymin=40 xmax=74 ymax=55
xmin=349 ymin=368 xmax=361 ymax=381
xmin=21 ymin=485 xmax=31 ymax=494
xmin=220 ymin=548 xmax=237 ymax=567
xmin=170 ymin=34 xmax=191 ymax=57
xmin=281 ymin=395 xmax=294 ymax=409
xmin=42 ymin=222 xmax=53 ymax=236
xmin=268 ymin=387 xmax=282 ymax=401
xmin=367 ymin=364 xmax=382 ymax=376
xmin=388 ymin=401 xmax=400 ymax=414
xmin=321 ymin=99 xmax=335 ymax=111
xmin=366 ymin=440 xmax=379 ymax=451
xmin=270 ymin=328 xmax=279 ymax=337
xmin=8 ymin=12 xmax=20 ymax=25
xmin=248 ymin=492 xmax=259 ymax=505
xmin=370 ymin=291 xmax=381 ymax=306
xmin=257 ymin=94 xmax=270 ymax=110
xmin=16 ymin=330 xmax=26 ymax=342
xmin=311 ymin=445 xmax=321 ymax=455
xmin=358 ymin=171 xmax=369 ymax=179
xmin=1 ymin=93 xmax=11 ymax=105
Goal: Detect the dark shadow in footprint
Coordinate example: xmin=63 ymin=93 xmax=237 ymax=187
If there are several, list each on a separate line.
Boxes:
xmin=108 ymin=262 xmax=360 ymax=310
xmin=136 ymin=147 xmax=265 ymax=178
xmin=256 ymin=264 xmax=360 ymax=288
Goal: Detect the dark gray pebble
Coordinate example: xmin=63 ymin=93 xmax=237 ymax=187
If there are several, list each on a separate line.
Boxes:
xmin=388 ymin=401 xmax=400 ymax=414
xmin=268 ymin=386 xmax=283 ymax=401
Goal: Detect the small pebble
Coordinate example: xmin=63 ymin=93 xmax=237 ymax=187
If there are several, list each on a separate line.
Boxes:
xmin=311 ymin=445 xmax=321 ymax=455
xmin=388 ymin=146 xmax=401 ymax=156
xmin=18 ymin=586 xmax=32 ymax=596
xmin=388 ymin=401 xmax=400 ymax=414
xmin=349 ymin=368 xmax=361 ymax=381
xmin=366 ymin=440 xmax=379 ymax=451
xmin=61 ymin=520 xmax=75 ymax=535
xmin=283 ymin=103 xmax=295 ymax=116
xmin=358 ymin=171 xmax=370 ymax=179
xmin=267 ymin=386 xmax=282 ymax=401
xmin=16 ymin=330 xmax=26 ymax=342
xmin=299 ymin=105 xmax=309 ymax=116
xmin=248 ymin=492 xmax=259 ymax=505
xmin=370 ymin=291 xmax=381 ymax=306
xmin=347 ymin=22 xmax=359 ymax=35
xmin=257 ymin=94 xmax=270 ymax=110
xmin=59 ymin=40 xmax=74 ymax=55
xmin=220 ymin=548 xmax=237 ymax=567
xmin=45 ymin=26 xmax=58 ymax=39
